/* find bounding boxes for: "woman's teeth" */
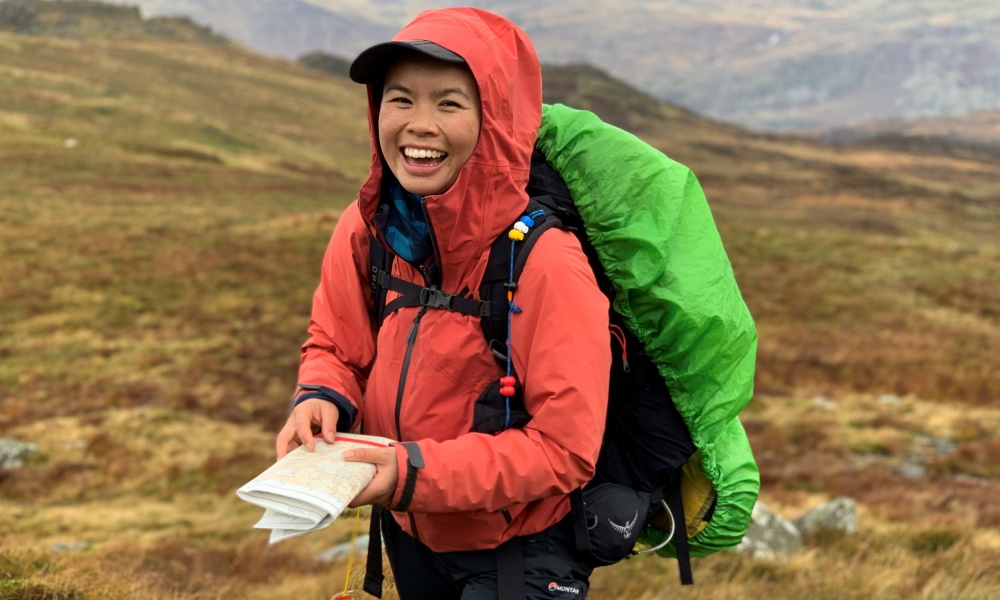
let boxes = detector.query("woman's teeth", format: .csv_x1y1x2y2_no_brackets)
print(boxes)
404,148,446,159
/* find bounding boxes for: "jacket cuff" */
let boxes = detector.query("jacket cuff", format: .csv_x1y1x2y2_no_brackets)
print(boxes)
390,442,424,512
292,384,357,432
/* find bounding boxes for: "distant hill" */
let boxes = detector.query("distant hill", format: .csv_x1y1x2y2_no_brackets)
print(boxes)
97,0,396,62
296,50,351,79
0,0,226,43
105,0,1000,134
819,108,1000,153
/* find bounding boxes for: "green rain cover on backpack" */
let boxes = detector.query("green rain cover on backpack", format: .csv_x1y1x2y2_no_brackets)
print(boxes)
536,103,760,557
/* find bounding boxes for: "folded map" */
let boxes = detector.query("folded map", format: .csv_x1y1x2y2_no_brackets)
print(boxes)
237,433,394,543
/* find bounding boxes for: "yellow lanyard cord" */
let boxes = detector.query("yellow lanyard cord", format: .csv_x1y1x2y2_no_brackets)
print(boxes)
340,509,362,598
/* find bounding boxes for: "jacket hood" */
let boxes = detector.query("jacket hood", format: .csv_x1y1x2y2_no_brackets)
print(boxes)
356,8,542,290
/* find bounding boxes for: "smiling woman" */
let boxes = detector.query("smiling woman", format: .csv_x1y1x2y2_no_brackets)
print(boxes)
273,7,612,600
377,53,481,197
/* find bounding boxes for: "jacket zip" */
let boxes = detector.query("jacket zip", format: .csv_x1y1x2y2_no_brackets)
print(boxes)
391,233,436,441
394,304,428,441
393,266,434,543
392,204,439,543
420,200,442,285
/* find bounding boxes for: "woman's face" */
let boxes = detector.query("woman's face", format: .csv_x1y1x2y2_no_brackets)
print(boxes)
378,54,481,196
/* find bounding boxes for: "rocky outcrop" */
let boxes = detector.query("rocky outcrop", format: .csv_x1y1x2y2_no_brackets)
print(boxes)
793,496,859,538
736,502,803,558
0,437,38,470
737,497,859,559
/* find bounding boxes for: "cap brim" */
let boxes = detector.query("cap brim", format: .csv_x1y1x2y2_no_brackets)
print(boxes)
349,40,465,85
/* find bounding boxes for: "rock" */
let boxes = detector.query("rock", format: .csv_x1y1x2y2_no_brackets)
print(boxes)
736,502,802,559
898,459,926,480
813,395,835,410
316,534,371,563
0,438,38,470
878,394,902,405
914,434,956,456
793,497,858,538
50,541,91,553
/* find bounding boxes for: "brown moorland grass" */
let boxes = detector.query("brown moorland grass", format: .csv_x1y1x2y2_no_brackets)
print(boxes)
1,22,999,600
4,395,1000,599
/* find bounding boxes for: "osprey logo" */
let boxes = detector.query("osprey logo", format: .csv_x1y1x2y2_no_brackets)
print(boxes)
548,582,581,595
609,510,639,539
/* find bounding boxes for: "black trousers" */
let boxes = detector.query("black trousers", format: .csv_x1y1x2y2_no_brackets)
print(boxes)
381,510,594,600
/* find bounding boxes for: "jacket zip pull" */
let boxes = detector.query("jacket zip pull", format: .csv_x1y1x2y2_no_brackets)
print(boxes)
419,201,441,285
406,306,427,343
609,324,630,373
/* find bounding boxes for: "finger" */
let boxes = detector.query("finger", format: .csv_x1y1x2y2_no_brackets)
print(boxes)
294,413,317,452
342,448,367,463
275,431,286,459
349,473,391,508
275,423,299,459
343,447,391,464
347,448,398,508
320,403,338,444
348,489,380,508
348,482,370,508
281,437,302,459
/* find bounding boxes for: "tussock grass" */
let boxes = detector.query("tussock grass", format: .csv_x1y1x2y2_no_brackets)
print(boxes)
1,24,998,600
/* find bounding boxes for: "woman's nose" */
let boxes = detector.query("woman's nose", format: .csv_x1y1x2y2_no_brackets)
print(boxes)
406,105,439,135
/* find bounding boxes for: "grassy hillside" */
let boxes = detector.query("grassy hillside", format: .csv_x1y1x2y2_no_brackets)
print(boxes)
1,18,999,600
0,26,372,599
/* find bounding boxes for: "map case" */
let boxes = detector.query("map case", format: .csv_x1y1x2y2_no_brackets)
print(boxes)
237,433,393,543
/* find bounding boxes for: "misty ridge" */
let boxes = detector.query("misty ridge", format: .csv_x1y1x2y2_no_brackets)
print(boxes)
92,0,1000,135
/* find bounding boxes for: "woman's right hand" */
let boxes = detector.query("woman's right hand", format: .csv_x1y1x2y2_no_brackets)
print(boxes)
275,398,340,459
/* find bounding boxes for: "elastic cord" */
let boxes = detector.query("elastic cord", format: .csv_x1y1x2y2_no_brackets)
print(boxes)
502,209,545,429
609,323,631,372
504,240,517,427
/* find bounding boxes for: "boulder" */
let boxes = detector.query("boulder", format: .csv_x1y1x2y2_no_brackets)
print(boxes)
0,438,38,470
736,502,802,558
793,496,859,538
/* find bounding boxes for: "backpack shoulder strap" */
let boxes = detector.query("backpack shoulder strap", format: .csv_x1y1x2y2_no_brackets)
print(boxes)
469,201,564,435
478,199,564,366
369,232,394,327
369,202,393,327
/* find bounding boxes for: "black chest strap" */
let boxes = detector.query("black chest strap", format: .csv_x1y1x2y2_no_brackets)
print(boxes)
375,269,493,318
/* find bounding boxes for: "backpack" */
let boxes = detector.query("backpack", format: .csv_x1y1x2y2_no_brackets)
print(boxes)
365,103,759,591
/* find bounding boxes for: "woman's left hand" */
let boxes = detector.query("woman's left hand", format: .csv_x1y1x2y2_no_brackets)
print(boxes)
344,446,399,508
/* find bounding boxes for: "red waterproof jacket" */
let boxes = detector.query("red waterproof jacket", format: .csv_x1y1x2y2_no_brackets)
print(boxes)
297,8,610,552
